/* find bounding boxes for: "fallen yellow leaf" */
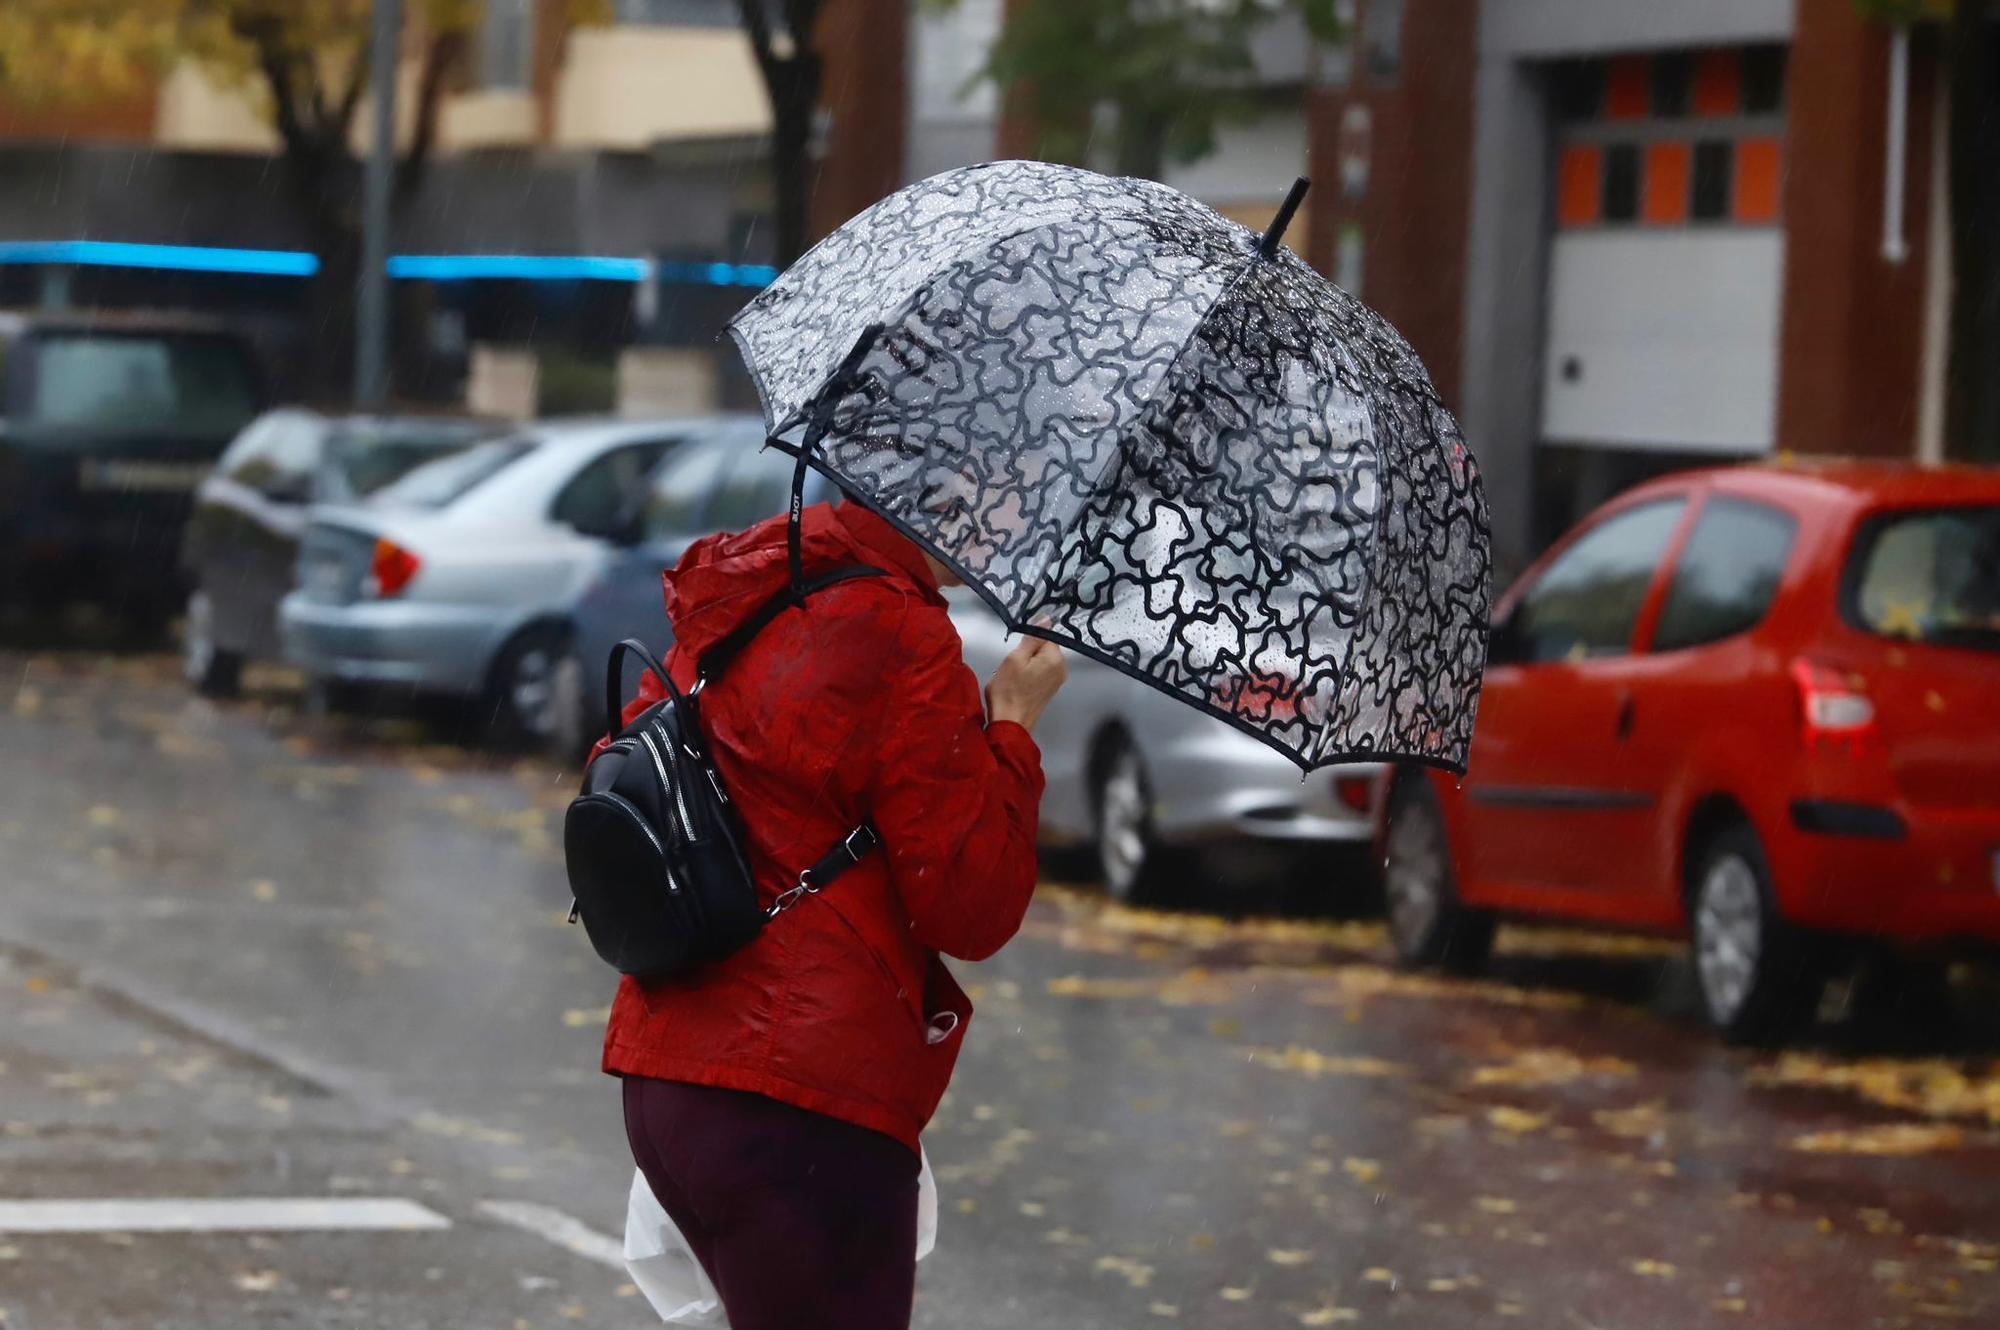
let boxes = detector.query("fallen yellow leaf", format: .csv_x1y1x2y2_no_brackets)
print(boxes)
1487,1106,1550,1134
1095,1255,1154,1288
1790,1124,1967,1156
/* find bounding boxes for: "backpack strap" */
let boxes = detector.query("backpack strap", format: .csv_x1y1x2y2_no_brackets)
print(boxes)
695,562,888,687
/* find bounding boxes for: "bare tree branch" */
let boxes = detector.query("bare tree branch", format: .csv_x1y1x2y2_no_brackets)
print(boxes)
395,27,466,200
333,34,371,142
735,0,780,80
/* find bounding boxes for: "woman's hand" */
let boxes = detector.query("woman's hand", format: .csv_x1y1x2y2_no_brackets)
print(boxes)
985,637,1067,734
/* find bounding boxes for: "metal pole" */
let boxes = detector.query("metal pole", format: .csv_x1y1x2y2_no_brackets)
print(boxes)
1882,24,1911,265
355,0,403,407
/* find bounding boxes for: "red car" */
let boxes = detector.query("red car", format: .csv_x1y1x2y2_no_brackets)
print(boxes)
1380,460,2000,1039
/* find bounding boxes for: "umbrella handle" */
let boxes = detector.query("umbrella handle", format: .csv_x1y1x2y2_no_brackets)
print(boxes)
788,323,885,597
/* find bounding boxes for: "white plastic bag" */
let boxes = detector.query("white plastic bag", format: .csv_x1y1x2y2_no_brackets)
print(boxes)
625,1146,938,1326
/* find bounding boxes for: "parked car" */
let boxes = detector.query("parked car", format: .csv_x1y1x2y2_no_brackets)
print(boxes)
562,421,834,754
0,310,265,632
278,417,702,743
950,593,1384,905
181,408,496,695
1379,460,2000,1039
567,432,1384,902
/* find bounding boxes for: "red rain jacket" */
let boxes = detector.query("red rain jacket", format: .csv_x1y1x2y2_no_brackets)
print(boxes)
598,500,1045,1151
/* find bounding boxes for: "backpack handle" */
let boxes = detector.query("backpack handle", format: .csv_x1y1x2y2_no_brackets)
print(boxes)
605,637,682,742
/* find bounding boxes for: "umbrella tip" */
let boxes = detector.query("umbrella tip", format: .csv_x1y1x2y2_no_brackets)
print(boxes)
1258,177,1311,259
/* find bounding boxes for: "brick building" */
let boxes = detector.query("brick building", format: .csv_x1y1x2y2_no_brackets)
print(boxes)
1307,0,1967,569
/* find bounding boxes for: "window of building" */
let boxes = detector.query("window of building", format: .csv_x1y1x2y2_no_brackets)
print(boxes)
1649,52,1694,118
1742,44,1788,114
1551,43,1787,230
1501,499,1687,663
1691,140,1733,220
1314,0,1358,89
479,0,535,91
1652,498,1797,651
1362,0,1403,83
1602,144,1640,223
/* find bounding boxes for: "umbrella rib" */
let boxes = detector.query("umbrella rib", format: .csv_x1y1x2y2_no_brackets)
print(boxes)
1015,246,1267,627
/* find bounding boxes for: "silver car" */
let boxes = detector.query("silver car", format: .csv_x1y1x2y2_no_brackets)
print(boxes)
949,594,1384,903
278,417,717,743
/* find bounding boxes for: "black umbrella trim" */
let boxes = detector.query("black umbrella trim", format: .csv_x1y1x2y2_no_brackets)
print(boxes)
731,162,1490,772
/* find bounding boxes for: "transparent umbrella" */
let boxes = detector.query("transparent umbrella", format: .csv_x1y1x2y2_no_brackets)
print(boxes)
731,160,1491,773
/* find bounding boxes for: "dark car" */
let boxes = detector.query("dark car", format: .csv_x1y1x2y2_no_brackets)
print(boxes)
180,408,497,696
0,311,266,633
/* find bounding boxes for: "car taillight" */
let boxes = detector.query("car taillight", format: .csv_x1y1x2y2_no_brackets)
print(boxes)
1334,775,1374,813
1792,658,1877,750
369,539,422,599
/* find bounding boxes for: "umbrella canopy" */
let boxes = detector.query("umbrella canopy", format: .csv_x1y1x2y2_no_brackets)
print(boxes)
729,160,1490,773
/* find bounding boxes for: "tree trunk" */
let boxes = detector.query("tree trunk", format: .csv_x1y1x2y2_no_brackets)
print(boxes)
306,221,365,405
767,55,824,268
1944,2,2000,462
280,144,367,403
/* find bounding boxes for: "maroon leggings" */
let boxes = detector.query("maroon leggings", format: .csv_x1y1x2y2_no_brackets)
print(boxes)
621,1076,920,1330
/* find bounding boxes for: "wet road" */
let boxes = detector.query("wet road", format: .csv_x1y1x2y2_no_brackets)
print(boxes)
3,648,1998,1329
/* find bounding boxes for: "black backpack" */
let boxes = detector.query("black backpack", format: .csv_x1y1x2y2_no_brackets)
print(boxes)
563,562,887,978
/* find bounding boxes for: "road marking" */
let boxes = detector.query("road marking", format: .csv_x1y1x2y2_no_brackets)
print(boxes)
0,1198,450,1234
476,1199,624,1268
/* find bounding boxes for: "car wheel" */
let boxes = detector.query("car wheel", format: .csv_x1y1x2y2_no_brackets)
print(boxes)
1383,781,1494,973
1689,821,1820,1043
1093,736,1170,904
183,591,243,699
487,625,570,750
546,649,592,761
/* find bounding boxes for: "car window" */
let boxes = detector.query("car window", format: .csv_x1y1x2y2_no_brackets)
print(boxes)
553,441,674,534
324,422,491,502
1846,505,2000,653
1651,498,1797,652
1504,498,1686,663
706,446,797,532
372,437,537,509
25,332,259,437
644,441,732,538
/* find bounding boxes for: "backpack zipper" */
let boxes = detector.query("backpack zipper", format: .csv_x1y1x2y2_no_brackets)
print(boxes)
640,726,692,841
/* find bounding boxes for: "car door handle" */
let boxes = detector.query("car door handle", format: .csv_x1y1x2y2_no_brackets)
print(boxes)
1615,693,1636,742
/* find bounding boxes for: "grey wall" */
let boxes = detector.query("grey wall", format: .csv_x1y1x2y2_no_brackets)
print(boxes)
1481,0,1793,60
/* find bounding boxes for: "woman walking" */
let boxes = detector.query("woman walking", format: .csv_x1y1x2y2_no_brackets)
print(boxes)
605,496,1066,1330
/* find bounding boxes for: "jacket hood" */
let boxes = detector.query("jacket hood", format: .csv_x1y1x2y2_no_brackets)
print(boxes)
660,501,943,658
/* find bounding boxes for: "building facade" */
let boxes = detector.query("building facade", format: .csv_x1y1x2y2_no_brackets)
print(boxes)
1308,0,1955,569
0,0,895,410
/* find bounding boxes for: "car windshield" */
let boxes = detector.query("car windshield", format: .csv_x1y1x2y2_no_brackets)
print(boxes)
23,331,259,437
369,436,536,510
323,422,495,502
1848,505,2000,653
